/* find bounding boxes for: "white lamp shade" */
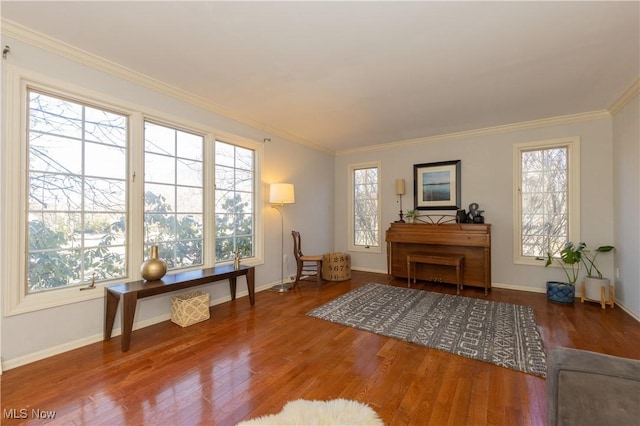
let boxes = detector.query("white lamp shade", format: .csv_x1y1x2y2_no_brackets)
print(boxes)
395,179,406,195
269,183,295,204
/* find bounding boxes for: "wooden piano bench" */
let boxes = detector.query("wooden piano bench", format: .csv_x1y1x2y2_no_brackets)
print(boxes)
406,252,465,295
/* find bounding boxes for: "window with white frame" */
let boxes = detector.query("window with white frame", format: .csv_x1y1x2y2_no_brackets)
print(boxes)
27,89,128,293
144,121,204,270
348,162,381,252
214,140,255,262
513,137,580,264
3,71,262,315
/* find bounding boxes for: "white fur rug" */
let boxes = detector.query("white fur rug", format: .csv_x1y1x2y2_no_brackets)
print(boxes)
237,399,384,425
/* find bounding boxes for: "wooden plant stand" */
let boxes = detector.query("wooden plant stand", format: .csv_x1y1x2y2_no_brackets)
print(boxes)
580,280,614,309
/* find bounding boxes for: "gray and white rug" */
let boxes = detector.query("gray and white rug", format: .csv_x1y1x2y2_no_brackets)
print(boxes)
307,283,546,377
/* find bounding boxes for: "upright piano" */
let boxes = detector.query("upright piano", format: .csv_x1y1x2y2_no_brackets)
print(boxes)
385,222,491,291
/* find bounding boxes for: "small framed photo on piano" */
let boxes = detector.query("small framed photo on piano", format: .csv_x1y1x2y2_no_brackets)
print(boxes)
413,160,461,210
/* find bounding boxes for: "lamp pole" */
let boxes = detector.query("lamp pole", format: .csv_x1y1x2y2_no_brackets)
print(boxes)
270,204,291,292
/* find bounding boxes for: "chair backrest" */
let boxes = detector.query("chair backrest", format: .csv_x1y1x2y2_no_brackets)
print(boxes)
291,230,303,261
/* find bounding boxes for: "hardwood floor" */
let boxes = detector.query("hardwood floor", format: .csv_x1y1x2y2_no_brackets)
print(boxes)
2,271,639,425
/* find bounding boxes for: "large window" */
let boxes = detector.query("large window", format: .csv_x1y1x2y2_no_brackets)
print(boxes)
4,71,262,315
144,121,204,270
27,90,128,293
214,140,255,262
514,137,580,264
348,162,381,252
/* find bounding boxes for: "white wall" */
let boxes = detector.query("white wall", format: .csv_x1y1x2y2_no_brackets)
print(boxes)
0,35,334,368
335,117,616,294
612,93,640,318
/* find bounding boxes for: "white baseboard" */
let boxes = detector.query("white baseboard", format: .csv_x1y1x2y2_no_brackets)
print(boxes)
350,266,387,274
491,281,546,294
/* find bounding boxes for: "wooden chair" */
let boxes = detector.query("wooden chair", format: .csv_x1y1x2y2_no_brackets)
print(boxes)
291,230,323,284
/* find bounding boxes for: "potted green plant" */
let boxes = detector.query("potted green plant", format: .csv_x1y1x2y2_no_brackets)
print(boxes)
405,210,419,223
581,244,614,306
545,241,586,303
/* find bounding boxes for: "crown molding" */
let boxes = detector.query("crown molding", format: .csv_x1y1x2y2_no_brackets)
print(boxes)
608,78,640,115
1,19,332,155
337,110,610,156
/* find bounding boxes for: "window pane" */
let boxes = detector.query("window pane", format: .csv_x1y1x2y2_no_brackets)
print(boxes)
29,134,82,174
144,122,175,156
85,142,127,179
214,141,255,262
27,90,128,293
145,152,176,184
520,146,569,258
177,158,202,187
29,172,83,212
177,186,203,212
83,178,126,212
353,167,379,247
177,131,203,161
29,92,82,138
144,122,204,271
85,107,127,147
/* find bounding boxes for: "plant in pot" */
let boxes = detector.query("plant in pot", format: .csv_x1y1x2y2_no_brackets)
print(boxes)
545,241,586,303
405,210,419,223
581,244,614,307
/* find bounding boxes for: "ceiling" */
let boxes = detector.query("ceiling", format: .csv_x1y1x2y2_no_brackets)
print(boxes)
2,1,639,153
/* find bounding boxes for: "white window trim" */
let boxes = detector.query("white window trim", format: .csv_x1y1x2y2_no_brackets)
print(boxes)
2,65,264,316
512,136,581,266
348,161,382,253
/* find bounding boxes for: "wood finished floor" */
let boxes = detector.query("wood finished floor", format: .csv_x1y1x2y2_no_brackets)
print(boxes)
2,271,639,426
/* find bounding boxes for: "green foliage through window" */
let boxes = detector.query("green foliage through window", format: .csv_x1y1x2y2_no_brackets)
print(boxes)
27,90,128,292
214,141,254,261
144,122,204,270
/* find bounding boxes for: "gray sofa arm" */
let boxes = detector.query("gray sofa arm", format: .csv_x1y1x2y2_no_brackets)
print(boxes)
547,347,640,426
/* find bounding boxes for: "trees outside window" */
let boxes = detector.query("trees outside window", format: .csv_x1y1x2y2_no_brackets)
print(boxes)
514,137,580,264
349,163,381,252
27,90,128,292
23,89,259,299
214,140,255,262
144,122,204,270
5,71,264,315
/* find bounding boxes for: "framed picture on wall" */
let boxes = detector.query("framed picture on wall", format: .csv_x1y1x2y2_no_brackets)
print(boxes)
413,160,461,210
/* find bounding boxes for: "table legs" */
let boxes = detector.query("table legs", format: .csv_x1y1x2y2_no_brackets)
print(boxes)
120,293,138,352
228,269,254,305
103,289,138,352
246,266,255,305
104,289,119,340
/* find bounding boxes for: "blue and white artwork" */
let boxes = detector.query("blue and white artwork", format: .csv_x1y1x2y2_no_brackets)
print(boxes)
421,170,451,202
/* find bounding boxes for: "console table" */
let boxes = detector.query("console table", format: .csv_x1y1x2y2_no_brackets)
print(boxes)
386,223,491,293
104,264,255,352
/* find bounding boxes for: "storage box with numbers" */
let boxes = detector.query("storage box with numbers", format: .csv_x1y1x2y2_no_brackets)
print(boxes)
322,252,351,281
171,291,210,327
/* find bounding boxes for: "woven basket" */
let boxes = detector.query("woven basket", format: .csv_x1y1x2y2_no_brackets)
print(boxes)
171,291,210,327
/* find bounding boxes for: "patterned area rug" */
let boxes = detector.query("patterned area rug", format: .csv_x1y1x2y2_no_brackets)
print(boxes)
307,283,546,377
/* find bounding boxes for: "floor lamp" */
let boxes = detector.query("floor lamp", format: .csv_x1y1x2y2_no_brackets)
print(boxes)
269,183,295,292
